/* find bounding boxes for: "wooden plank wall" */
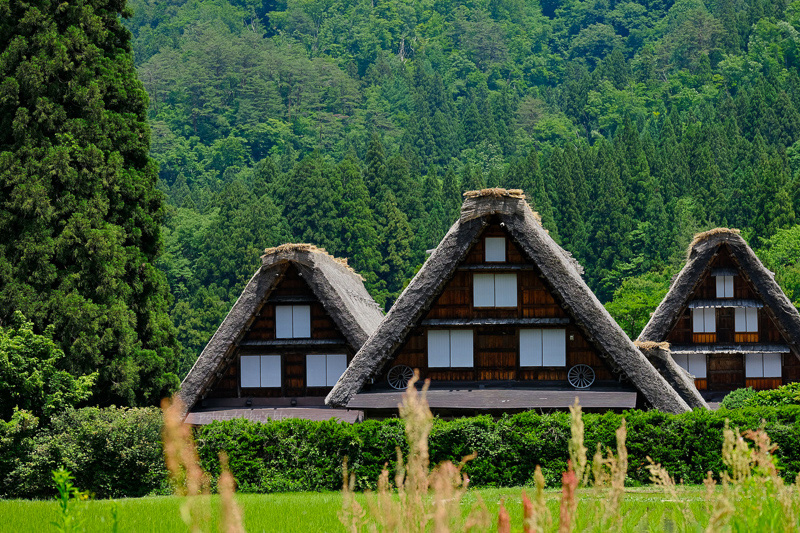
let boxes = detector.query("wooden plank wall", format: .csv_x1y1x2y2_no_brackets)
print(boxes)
205,265,352,399
384,224,616,386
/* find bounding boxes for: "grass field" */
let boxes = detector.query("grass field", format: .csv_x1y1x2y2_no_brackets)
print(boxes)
0,486,713,532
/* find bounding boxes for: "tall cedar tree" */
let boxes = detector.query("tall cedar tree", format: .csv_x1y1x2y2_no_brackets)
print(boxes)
0,0,180,405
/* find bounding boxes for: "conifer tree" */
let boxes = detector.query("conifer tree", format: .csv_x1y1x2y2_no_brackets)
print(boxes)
0,0,179,405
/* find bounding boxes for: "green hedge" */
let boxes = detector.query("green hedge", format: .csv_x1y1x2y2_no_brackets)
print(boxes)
2,406,799,498
721,383,800,409
196,407,800,491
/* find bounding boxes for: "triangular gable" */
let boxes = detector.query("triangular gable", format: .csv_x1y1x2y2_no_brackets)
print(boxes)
179,245,384,413
637,229,800,359
327,189,691,414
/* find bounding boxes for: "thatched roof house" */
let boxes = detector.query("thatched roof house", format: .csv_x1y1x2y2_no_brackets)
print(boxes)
326,189,692,415
179,244,384,423
638,229,800,394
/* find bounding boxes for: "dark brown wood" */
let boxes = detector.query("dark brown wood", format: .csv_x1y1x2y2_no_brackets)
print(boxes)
707,354,744,391
664,245,795,391
382,224,621,390
202,264,355,400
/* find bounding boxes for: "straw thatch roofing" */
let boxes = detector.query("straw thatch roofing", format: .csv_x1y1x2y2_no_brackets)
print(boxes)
178,245,384,413
637,229,800,360
634,341,708,409
326,189,691,414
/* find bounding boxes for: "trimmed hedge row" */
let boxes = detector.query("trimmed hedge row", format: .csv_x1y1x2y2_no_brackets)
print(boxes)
197,407,800,492
2,405,799,498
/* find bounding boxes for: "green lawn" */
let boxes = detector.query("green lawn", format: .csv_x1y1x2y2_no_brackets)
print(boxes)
0,486,712,532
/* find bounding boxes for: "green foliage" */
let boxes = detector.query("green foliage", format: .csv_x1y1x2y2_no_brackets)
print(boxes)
3,406,800,498
0,0,179,405
0,312,95,421
51,467,90,533
605,269,673,338
722,383,800,409
1,407,167,499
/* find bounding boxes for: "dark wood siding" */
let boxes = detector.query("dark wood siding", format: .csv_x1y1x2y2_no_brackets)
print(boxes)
664,244,795,391
203,264,354,402
380,224,621,388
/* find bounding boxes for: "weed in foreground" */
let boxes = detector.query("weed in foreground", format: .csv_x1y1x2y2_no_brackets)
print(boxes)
342,384,800,532
161,397,245,533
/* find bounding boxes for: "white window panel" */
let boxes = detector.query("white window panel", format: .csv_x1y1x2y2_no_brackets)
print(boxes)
735,307,746,332
763,353,782,378
687,354,707,378
276,306,294,338
494,274,518,307
241,356,261,388
473,274,495,307
735,308,759,333
449,330,474,367
542,329,566,366
705,308,716,333
428,330,451,367
716,275,734,298
745,354,764,378
746,308,758,333
293,305,311,338
520,329,543,366
326,354,347,385
692,309,704,333
485,237,506,262
306,354,327,386
672,353,689,372
260,355,282,388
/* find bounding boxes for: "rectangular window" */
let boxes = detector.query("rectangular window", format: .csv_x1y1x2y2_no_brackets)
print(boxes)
306,354,347,387
692,308,716,333
520,329,566,367
473,273,517,307
485,237,506,262
745,353,782,378
427,330,474,367
672,353,707,378
240,355,281,388
715,275,734,298
275,305,311,338
734,308,758,333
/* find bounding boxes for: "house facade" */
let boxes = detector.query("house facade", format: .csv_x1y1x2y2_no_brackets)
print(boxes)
327,189,693,417
178,244,383,424
638,229,800,395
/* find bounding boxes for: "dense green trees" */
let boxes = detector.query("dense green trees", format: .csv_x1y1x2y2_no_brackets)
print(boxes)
0,0,179,404
114,0,800,371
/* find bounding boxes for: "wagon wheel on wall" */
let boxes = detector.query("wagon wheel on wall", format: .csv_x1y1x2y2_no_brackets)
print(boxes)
567,364,595,389
387,365,415,390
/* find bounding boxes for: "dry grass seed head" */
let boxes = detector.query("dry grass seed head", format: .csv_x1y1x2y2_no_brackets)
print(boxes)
161,397,211,533
218,452,245,533
568,398,588,485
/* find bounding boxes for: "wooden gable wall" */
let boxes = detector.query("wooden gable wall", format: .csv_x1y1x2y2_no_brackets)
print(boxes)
203,265,354,402
664,245,798,391
378,224,621,386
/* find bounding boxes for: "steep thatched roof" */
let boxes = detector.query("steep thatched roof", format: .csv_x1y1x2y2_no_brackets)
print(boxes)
638,229,800,359
326,189,691,414
178,245,384,412
634,341,708,409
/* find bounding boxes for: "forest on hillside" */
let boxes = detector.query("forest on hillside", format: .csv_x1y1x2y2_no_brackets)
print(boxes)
124,0,800,374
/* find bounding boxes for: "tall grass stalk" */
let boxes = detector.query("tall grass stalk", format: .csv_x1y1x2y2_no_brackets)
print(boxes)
340,372,490,532
161,397,245,533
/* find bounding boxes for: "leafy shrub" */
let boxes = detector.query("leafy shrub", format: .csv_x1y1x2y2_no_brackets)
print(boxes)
720,387,758,409
3,405,800,498
2,407,167,498
0,312,95,420
722,383,800,409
